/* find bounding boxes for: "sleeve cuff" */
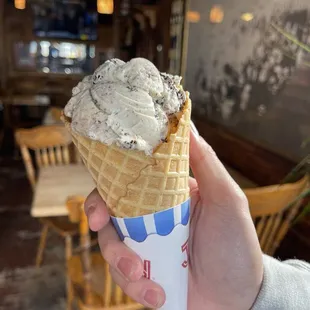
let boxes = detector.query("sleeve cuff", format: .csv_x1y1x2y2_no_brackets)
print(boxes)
252,255,310,310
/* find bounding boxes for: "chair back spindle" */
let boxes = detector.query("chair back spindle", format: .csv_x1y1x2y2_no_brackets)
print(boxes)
15,125,73,189
244,175,309,255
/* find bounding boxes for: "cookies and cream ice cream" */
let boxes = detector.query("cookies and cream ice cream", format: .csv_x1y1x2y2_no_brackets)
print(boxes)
64,58,186,155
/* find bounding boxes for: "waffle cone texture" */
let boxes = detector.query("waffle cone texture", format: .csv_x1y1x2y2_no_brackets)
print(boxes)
63,94,191,218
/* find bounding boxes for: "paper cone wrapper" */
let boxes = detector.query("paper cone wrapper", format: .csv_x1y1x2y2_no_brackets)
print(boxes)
111,198,190,310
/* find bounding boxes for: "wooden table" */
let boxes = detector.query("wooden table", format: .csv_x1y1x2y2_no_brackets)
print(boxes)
31,164,95,218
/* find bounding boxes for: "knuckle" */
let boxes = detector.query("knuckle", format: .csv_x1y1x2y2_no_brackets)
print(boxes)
197,142,217,165
122,281,131,296
100,239,119,260
109,266,130,292
124,282,142,302
84,189,97,207
227,179,248,206
201,140,216,158
190,138,217,164
233,188,248,207
84,188,104,209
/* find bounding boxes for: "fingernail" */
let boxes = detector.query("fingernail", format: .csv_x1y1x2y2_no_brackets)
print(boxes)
144,289,163,307
117,257,134,280
190,120,199,137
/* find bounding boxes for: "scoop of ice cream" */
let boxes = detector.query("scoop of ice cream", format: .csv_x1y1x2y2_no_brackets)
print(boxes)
64,57,186,155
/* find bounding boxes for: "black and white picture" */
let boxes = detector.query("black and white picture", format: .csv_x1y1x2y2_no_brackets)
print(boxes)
186,0,310,161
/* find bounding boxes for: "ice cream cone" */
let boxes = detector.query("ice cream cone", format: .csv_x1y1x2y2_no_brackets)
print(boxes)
63,93,191,218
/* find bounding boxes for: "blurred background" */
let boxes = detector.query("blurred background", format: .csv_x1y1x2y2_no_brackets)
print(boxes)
0,0,309,309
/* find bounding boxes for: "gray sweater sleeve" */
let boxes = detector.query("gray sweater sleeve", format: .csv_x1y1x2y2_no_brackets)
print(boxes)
252,255,310,310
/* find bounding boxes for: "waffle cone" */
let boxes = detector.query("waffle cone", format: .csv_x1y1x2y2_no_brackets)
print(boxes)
63,94,191,218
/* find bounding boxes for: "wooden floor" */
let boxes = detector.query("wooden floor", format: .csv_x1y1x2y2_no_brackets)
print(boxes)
0,157,309,309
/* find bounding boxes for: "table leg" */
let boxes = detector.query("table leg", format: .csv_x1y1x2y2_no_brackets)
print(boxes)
66,236,74,310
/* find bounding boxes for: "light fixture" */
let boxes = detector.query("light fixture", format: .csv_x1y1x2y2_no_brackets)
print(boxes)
241,13,254,22
42,67,50,74
187,11,201,23
14,0,26,10
97,0,114,14
210,5,224,24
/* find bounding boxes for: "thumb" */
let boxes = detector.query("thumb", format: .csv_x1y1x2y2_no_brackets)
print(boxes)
189,122,246,207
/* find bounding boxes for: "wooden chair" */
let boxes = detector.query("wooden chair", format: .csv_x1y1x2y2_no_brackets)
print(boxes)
66,196,145,310
244,175,309,256
15,125,79,267
50,107,62,122
43,106,63,125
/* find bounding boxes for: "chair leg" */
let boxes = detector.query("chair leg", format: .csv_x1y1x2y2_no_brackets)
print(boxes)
65,236,73,260
66,277,74,310
35,224,49,267
66,236,74,310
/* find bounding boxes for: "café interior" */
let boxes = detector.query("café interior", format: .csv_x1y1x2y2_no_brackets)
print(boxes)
0,0,309,309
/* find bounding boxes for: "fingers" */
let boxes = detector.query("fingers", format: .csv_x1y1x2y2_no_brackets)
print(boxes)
85,189,144,282
96,214,164,308
93,202,165,308
189,124,247,207
98,223,144,282
110,267,166,308
85,189,166,308
84,189,110,231
97,224,165,309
